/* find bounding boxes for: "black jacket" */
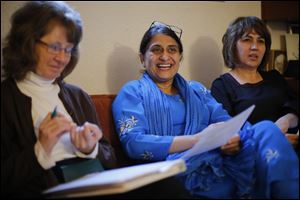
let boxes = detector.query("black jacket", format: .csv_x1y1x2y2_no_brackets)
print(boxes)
1,78,117,198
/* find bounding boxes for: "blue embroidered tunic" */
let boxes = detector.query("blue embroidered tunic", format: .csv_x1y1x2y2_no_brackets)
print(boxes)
112,73,299,199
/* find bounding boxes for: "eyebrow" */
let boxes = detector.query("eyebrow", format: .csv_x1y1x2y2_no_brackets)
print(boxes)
51,41,74,47
150,44,179,48
168,44,179,48
241,33,265,39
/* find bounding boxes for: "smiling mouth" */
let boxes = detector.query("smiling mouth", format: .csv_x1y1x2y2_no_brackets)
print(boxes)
50,64,64,69
157,64,172,69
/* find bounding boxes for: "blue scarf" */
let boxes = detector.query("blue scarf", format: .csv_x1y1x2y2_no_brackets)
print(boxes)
140,72,204,136
139,72,255,198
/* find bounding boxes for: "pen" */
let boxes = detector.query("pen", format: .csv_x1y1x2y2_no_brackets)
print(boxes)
51,106,58,119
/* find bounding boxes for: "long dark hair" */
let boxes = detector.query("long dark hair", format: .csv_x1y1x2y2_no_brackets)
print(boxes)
2,1,83,81
222,16,271,70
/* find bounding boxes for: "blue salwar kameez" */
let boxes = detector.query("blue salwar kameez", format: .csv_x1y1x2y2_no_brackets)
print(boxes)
112,73,299,199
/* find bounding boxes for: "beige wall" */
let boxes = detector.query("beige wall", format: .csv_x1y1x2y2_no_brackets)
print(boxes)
1,1,286,94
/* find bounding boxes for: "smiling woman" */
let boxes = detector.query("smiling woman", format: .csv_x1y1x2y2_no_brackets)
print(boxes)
1,1,116,198
113,20,299,199
35,25,74,80
140,34,181,95
138,22,183,95
1,2,194,199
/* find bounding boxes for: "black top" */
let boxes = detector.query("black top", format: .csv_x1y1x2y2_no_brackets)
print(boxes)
211,70,299,125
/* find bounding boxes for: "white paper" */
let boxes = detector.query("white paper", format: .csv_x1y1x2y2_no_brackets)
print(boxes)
181,105,255,159
44,159,186,196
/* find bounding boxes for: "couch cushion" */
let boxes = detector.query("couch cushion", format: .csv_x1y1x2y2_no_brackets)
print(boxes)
90,95,134,167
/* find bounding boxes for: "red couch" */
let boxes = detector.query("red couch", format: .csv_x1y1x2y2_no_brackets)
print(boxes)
90,95,134,167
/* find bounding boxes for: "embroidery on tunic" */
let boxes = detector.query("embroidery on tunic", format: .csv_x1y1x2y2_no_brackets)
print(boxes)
201,87,210,95
190,82,210,95
265,149,279,163
141,151,154,160
118,115,138,135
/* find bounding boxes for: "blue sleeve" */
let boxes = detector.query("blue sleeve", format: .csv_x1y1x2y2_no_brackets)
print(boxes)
112,81,174,161
189,81,231,123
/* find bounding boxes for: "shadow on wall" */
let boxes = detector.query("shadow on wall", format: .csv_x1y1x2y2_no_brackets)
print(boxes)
189,36,224,89
106,43,141,94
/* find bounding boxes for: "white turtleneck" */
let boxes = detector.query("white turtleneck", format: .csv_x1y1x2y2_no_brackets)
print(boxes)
16,72,97,169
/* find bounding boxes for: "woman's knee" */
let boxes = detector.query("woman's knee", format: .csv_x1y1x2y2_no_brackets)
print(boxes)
251,120,280,139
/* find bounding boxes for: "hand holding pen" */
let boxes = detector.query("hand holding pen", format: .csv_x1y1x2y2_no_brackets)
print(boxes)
51,106,58,119
38,106,74,155
42,106,102,155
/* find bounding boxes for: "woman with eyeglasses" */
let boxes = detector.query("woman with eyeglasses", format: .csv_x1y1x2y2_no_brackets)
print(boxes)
112,21,299,199
1,2,193,199
1,1,117,197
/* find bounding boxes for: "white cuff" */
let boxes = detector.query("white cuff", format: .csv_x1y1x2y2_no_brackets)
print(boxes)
74,142,99,159
34,141,56,170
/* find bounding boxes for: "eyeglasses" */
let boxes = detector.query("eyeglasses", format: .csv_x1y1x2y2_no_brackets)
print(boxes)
150,21,183,39
37,40,74,57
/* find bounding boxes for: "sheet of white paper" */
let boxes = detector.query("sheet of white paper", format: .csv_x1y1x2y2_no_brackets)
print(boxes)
181,105,255,159
44,159,186,194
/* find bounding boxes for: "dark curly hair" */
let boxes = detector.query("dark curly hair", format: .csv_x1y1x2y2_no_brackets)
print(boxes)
2,1,82,81
222,16,271,70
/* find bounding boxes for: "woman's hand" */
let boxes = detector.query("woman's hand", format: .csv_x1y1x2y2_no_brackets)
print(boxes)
285,134,299,148
221,135,241,155
275,113,298,134
275,114,299,147
275,116,290,134
70,122,103,154
38,112,73,156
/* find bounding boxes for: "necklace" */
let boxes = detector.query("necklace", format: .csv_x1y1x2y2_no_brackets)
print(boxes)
157,83,179,95
157,84,172,90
